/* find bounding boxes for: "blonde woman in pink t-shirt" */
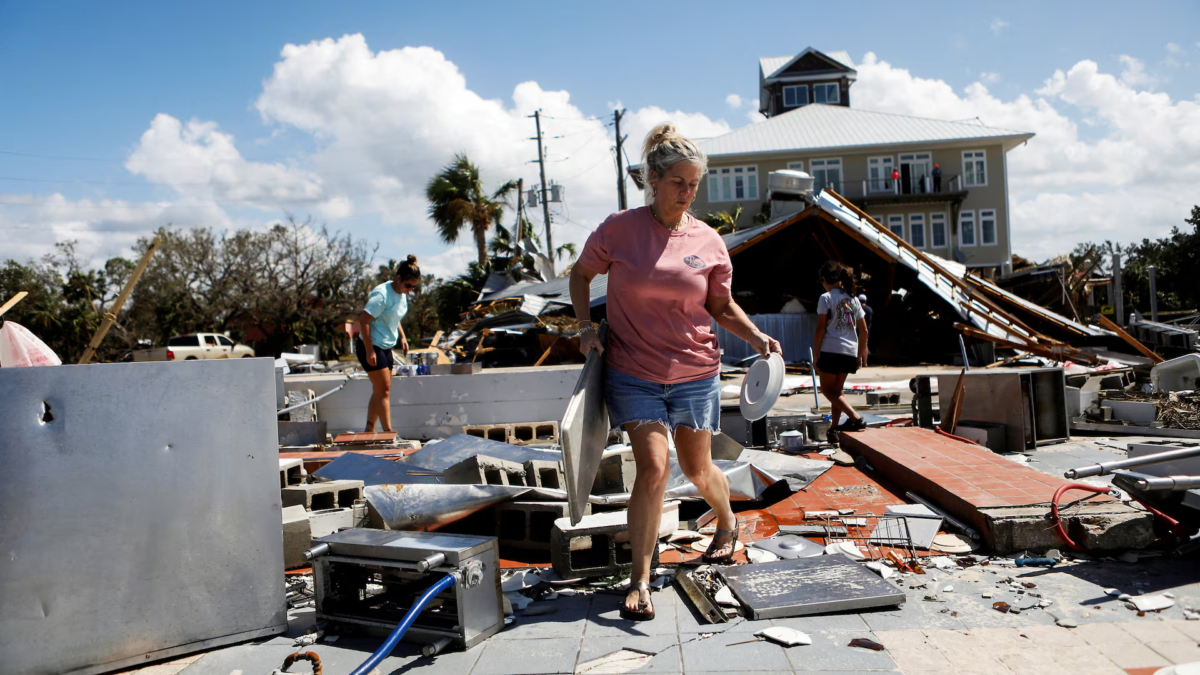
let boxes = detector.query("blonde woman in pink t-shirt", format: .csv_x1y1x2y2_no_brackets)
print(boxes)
570,123,782,622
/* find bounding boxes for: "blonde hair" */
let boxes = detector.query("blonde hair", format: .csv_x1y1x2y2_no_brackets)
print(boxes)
641,123,707,205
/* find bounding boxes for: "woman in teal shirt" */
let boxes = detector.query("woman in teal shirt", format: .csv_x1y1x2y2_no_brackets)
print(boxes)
355,255,420,433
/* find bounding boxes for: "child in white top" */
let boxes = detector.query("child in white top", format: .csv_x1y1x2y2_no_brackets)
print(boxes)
813,260,869,432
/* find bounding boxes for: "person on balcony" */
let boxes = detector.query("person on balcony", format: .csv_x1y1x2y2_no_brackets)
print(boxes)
932,163,943,193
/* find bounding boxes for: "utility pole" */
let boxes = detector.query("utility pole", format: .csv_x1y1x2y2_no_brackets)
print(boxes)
529,110,555,276
1149,265,1159,322
1113,253,1124,326
515,177,524,243
614,108,628,210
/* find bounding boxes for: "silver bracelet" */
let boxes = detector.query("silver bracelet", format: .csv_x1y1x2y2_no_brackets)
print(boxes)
579,323,596,334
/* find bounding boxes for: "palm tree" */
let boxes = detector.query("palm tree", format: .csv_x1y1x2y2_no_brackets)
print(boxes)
426,154,519,266
703,204,744,234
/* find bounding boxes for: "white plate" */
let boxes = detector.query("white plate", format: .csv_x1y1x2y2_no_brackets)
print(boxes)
740,353,786,421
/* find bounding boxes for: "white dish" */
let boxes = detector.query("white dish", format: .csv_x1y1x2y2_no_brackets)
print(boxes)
740,353,785,421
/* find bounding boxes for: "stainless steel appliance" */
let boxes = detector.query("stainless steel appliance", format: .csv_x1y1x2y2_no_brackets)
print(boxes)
309,529,503,652
937,367,1068,452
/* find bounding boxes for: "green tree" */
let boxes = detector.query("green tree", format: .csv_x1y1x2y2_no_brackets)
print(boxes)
703,204,744,234
426,153,519,266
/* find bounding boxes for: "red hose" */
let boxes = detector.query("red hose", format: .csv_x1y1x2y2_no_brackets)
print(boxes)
885,418,914,428
1051,483,1188,551
934,426,982,446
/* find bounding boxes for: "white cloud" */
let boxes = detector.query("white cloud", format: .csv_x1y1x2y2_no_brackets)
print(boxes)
1116,55,1158,88
854,52,1200,259
725,93,743,108
990,18,1009,35
1167,42,1184,55
979,72,1001,84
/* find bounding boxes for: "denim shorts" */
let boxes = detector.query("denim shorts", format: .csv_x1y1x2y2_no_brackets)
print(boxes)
605,366,722,434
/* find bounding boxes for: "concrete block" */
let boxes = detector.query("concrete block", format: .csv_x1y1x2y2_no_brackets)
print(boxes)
443,454,528,486
955,421,1007,453
511,421,560,445
282,505,311,569
281,479,364,511
524,459,565,490
308,507,354,538
866,391,902,406
497,500,591,551
550,503,675,578
463,424,512,443
286,389,317,423
279,457,306,489
983,502,1155,554
351,500,369,528
278,420,327,446
592,452,636,494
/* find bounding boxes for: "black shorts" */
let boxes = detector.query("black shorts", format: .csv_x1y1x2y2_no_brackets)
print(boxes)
818,351,859,375
355,338,395,373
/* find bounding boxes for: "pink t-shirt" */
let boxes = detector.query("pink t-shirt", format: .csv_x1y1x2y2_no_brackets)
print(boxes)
577,207,733,385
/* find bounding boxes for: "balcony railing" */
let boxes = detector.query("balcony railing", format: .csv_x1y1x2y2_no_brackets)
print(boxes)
811,174,963,200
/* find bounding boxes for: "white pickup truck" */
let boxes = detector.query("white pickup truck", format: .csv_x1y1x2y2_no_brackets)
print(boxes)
132,333,256,361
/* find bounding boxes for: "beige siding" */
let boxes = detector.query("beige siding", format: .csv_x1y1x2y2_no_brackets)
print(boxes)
694,142,1013,268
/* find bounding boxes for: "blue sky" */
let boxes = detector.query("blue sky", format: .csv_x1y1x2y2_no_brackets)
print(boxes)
2,0,1198,275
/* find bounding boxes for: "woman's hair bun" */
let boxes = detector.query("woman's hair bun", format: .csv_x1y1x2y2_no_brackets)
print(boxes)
405,254,418,264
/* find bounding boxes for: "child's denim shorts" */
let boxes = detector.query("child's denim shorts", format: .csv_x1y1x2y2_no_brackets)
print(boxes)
605,365,722,434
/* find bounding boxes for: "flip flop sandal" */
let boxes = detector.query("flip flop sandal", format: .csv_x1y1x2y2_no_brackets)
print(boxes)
619,581,655,621
701,521,740,565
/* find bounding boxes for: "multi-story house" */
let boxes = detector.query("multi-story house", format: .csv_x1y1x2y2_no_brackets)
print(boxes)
693,48,1034,273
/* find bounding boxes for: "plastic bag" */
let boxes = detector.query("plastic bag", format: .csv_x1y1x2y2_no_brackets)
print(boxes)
0,321,62,367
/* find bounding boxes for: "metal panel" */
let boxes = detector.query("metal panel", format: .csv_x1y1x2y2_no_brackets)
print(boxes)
401,434,562,472
717,556,905,620
0,359,287,675
313,452,443,485
714,314,818,364
938,368,1067,453
560,328,610,525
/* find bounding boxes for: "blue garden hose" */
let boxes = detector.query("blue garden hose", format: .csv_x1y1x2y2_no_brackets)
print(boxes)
348,573,456,675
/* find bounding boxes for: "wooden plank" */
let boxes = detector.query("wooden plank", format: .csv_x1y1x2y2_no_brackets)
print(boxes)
533,334,561,367
966,273,1091,338
955,323,1104,365
1096,314,1164,364
942,368,967,434
0,291,28,319
78,236,161,364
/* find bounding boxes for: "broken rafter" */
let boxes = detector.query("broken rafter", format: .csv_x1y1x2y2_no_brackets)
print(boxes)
1096,314,1165,364
954,323,1104,365
965,273,1093,339
0,291,29,319
822,190,1054,347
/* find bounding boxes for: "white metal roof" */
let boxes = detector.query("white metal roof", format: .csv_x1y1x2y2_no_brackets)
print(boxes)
699,104,1035,157
760,50,857,80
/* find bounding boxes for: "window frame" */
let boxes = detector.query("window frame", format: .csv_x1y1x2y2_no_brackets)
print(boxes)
867,156,895,194
959,210,977,247
963,150,987,187
707,165,759,203
217,335,235,347
813,83,839,104
979,208,998,246
782,85,808,109
909,213,926,249
887,215,905,241
930,212,947,248
810,157,843,193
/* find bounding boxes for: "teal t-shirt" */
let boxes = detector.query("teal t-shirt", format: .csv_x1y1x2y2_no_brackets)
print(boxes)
363,281,409,350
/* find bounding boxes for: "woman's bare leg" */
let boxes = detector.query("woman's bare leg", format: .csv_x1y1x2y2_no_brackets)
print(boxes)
623,423,671,613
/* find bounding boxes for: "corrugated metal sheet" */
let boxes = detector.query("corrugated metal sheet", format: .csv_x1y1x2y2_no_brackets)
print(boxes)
715,313,819,363
478,271,608,307
699,104,1034,157
973,276,1112,337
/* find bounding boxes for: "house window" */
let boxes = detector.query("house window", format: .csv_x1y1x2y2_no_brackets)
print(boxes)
782,85,808,108
870,214,884,227
708,166,758,203
887,215,905,241
786,162,804,171
813,83,839,104
810,158,842,193
963,150,987,187
960,210,976,247
909,214,926,248
868,156,894,193
980,209,997,245
930,213,947,248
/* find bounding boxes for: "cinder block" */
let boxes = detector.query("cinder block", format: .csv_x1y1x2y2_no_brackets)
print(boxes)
281,479,364,511
497,500,591,551
463,424,512,443
550,509,662,579
351,500,369,528
308,507,354,538
286,389,317,423
279,457,306,489
592,452,636,494
282,505,311,569
524,459,565,490
511,421,560,445
866,391,902,406
444,454,528,486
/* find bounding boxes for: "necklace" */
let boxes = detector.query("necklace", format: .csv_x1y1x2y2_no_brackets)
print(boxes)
650,205,687,231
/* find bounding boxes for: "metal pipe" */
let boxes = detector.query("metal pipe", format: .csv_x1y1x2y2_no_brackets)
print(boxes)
1149,265,1159,323
415,552,446,573
1132,474,1200,491
958,335,970,371
809,347,820,411
1064,445,1200,479
303,543,330,561
905,491,981,540
421,636,453,657
277,375,357,415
